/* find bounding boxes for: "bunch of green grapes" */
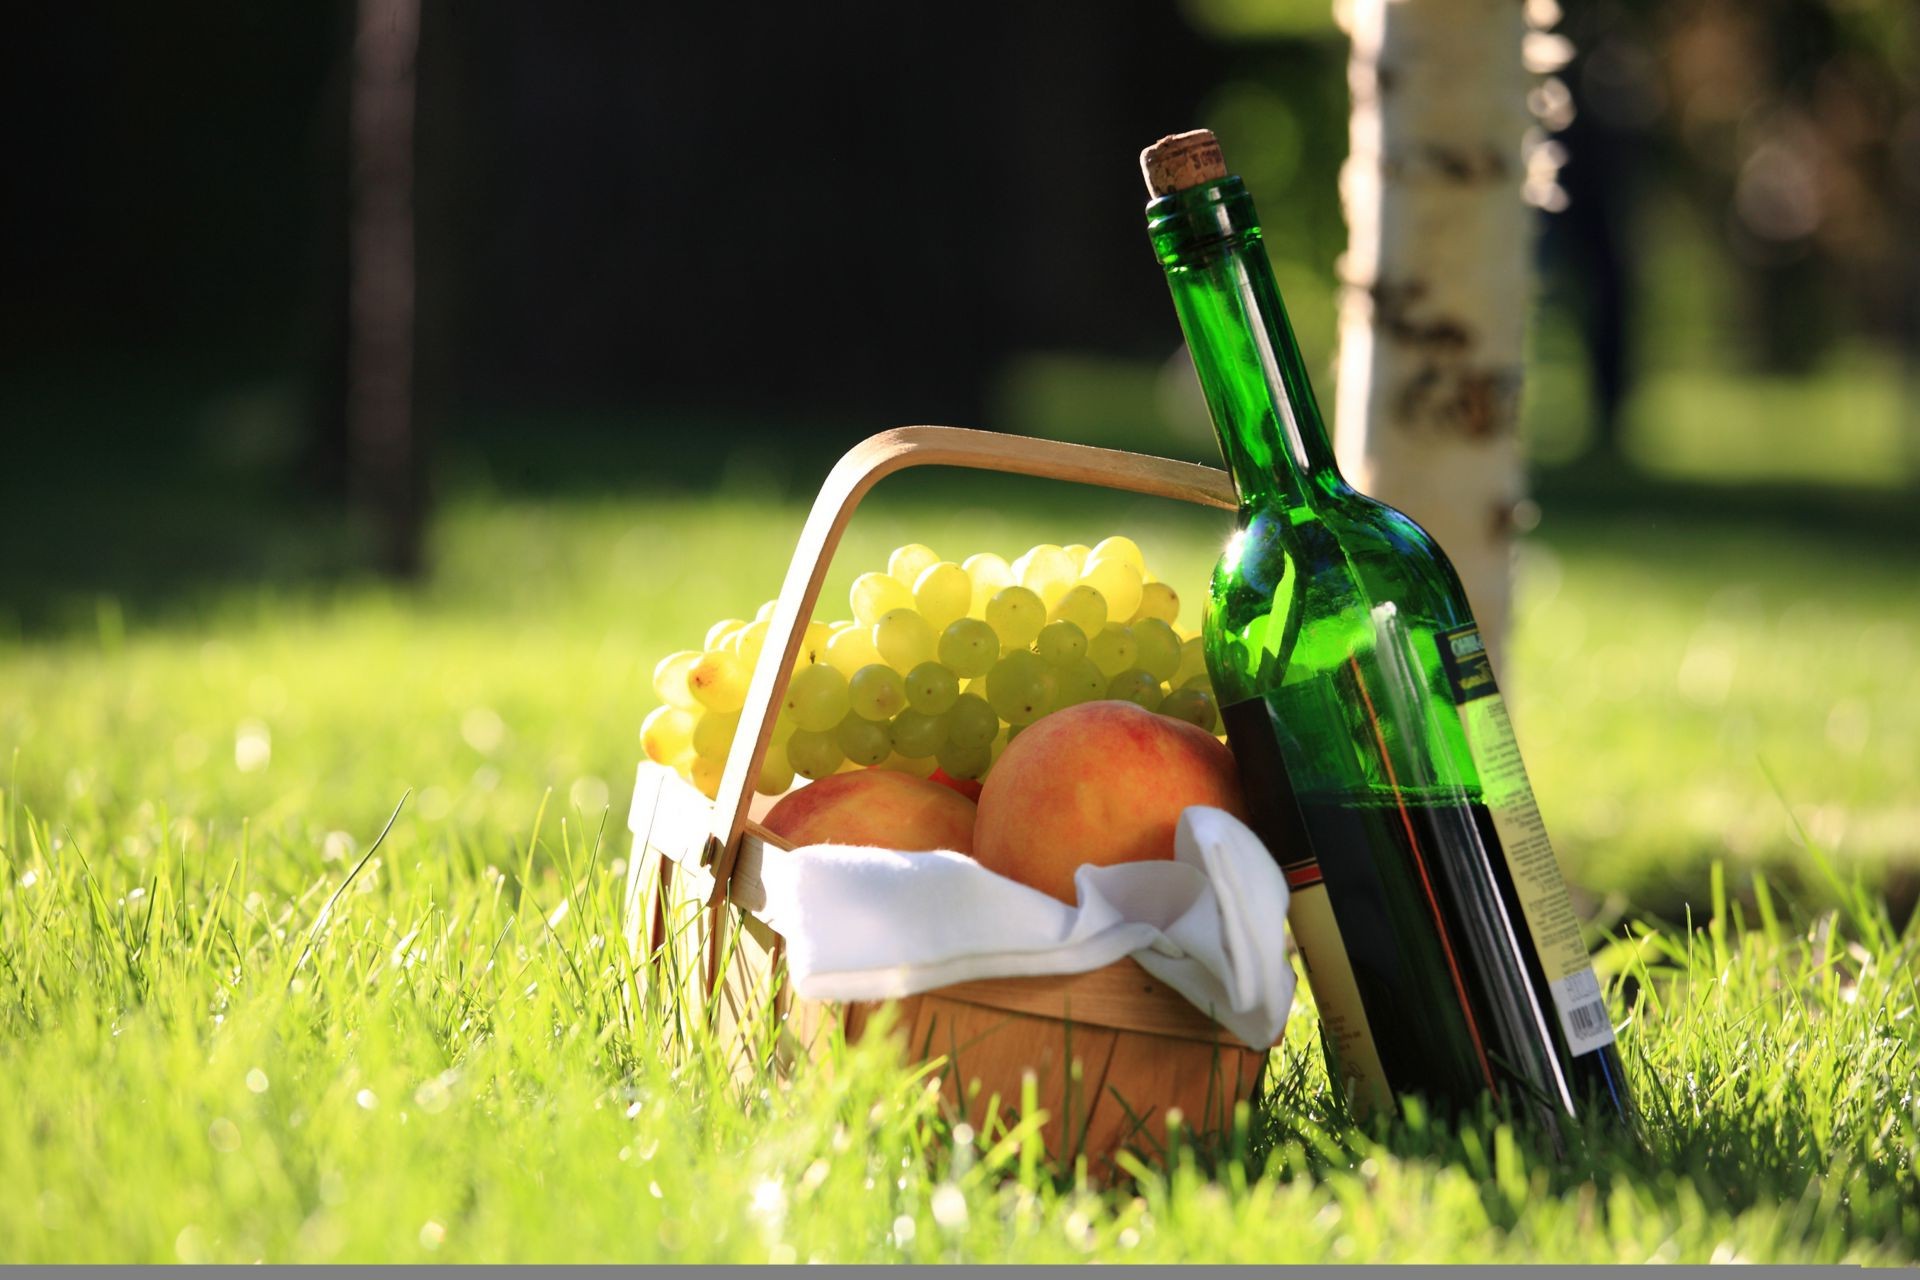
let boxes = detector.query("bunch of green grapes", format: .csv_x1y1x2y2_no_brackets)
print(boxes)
640,536,1220,800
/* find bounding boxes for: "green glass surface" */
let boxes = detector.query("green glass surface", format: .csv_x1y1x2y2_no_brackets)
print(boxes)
1146,170,1632,1127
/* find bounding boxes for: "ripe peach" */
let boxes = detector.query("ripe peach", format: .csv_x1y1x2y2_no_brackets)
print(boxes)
763,768,976,854
973,699,1245,903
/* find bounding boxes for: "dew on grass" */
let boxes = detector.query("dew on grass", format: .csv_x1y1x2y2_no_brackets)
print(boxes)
749,1177,786,1227
209,1118,241,1152
414,1074,453,1114
355,1089,378,1110
569,774,609,814
417,786,452,820
931,1185,967,1232
799,1159,829,1194
234,721,272,773
246,1069,269,1094
1827,699,1871,755
462,707,506,754
891,1215,916,1247
419,1221,446,1250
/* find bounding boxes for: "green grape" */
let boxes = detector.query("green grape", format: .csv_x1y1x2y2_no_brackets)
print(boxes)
641,705,695,764
1131,618,1183,682
1049,583,1108,636
651,650,703,711
936,739,991,782
946,693,999,749
850,572,913,626
754,599,778,623
1157,687,1218,733
984,586,1047,651
756,741,796,795
873,607,936,672
733,618,770,668
888,708,949,757
937,618,999,677
704,618,747,650
1181,672,1216,695
904,661,960,715
1062,543,1092,571
1079,556,1143,623
690,755,724,799
786,729,845,781
1174,635,1208,687
836,714,891,767
790,619,834,671
961,553,1013,617
687,649,749,713
1013,543,1076,607
1086,624,1138,679
1088,534,1146,575
1107,668,1163,709
784,662,851,733
1053,658,1108,708
913,561,972,633
985,650,1057,726
888,542,941,587
879,751,937,778
1034,619,1088,667
692,710,739,760
848,664,908,721
1133,581,1180,625
825,623,883,677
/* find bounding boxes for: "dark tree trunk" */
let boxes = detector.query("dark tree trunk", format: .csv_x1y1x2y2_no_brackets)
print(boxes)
348,0,423,578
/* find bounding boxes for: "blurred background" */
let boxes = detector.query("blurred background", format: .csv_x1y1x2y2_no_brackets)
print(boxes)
2,0,1915,920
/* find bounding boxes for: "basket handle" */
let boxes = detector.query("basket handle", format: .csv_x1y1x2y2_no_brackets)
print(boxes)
704,426,1237,903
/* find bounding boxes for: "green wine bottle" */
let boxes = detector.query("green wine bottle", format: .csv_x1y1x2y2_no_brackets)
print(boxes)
1140,129,1631,1127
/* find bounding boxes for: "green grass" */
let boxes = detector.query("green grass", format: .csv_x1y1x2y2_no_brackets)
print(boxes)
2,484,1917,1262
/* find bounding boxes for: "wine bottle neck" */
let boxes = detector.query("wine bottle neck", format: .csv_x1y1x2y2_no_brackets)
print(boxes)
1147,177,1344,515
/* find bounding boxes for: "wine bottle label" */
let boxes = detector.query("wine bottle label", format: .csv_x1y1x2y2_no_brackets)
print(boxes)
1438,625,1615,1056
1287,880,1395,1119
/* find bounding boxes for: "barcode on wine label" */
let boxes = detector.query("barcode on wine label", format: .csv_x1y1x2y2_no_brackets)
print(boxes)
1550,968,1616,1055
1567,1000,1608,1037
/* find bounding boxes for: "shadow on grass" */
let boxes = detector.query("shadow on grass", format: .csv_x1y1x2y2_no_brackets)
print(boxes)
6,384,1915,639
1531,452,1920,561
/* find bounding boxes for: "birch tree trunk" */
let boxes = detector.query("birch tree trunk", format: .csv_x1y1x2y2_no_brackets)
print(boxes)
1333,0,1543,671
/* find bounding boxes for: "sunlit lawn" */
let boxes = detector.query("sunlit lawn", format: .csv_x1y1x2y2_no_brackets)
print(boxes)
2,460,1916,1260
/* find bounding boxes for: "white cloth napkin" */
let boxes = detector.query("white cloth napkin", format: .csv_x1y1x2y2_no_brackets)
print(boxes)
757,805,1295,1050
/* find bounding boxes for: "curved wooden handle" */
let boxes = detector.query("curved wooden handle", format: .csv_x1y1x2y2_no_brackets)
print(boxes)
705,426,1238,901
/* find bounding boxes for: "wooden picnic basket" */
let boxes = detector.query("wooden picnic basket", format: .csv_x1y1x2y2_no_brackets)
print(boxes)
621,426,1276,1177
